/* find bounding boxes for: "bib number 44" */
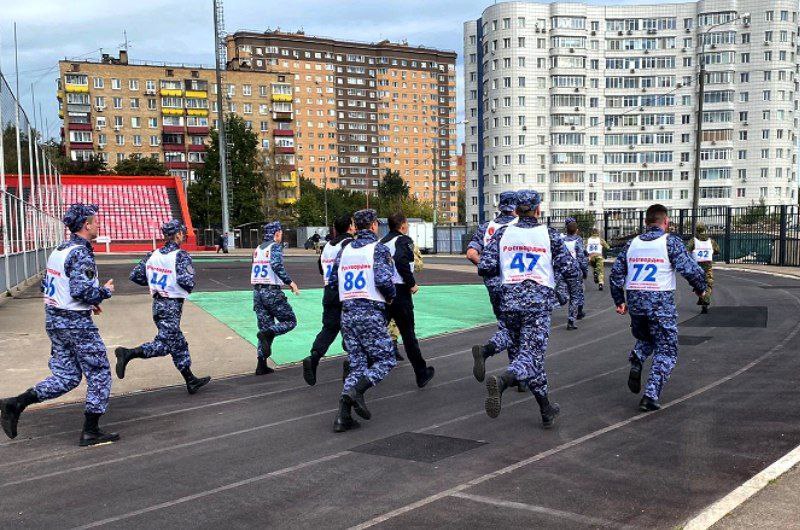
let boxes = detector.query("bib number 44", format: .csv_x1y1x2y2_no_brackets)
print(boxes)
509,252,541,272
149,272,168,289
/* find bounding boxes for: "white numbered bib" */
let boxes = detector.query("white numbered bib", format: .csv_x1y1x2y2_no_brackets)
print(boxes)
321,239,348,286
563,238,578,259
43,244,97,311
587,237,603,256
338,243,385,302
383,235,413,285
483,217,518,246
146,250,190,298
692,238,713,263
251,243,282,285
499,225,556,288
624,235,676,292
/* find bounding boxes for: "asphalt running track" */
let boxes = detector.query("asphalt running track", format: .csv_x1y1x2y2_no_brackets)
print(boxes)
2,263,800,529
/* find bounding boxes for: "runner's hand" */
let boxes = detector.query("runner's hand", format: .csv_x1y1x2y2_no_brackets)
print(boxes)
616,303,628,315
104,279,115,293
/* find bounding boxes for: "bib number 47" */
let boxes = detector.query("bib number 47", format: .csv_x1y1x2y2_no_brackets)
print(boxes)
509,252,540,273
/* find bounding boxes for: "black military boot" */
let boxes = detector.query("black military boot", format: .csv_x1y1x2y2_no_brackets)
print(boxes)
344,376,373,420
114,346,144,379
627,359,643,394
598,283,604,291
333,396,360,433
0,388,39,439
701,305,709,314
302,351,322,385
79,412,120,447
577,306,586,320
180,368,211,395
393,340,405,362
485,371,516,418
257,329,275,359
255,357,274,376
566,320,578,330
472,343,496,383
416,366,435,388
639,395,661,412
516,379,528,392
534,393,561,429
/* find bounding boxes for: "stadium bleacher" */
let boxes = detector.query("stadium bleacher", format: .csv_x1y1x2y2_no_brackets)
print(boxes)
60,175,198,252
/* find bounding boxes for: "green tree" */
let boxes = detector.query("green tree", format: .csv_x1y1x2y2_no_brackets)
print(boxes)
114,157,168,176
457,189,466,224
187,115,265,229
569,210,597,237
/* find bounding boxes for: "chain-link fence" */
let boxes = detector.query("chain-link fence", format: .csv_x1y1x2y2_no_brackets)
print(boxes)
1,70,64,294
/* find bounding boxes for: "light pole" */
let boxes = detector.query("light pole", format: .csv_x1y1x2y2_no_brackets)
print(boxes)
322,171,329,229
692,13,748,233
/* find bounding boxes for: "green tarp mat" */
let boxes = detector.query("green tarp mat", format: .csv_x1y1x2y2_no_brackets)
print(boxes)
190,284,494,365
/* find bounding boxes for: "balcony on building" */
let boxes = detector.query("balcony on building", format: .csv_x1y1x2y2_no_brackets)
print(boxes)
66,103,91,114
64,84,89,94
184,79,209,99
162,107,185,117
186,126,209,135
186,108,209,117
277,197,297,206
278,171,298,188
187,143,206,152
271,93,293,103
69,142,94,150
163,125,185,134
272,129,294,137
275,146,295,154
161,133,184,152
67,122,93,131
160,79,184,97
272,111,293,121
164,160,189,170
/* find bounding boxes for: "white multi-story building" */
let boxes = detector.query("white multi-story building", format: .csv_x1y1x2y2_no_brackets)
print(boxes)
464,0,799,223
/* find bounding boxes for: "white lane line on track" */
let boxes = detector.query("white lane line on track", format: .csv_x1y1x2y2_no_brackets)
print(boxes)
349,317,800,529
0,304,616,456
61,362,631,528
0,322,637,489
682,443,800,530
451,492,632,529
70,451,351,530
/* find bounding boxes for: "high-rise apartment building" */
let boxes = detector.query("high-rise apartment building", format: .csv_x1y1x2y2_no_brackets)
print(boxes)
57,50,299,207
227,31,460,221
465,0,799,223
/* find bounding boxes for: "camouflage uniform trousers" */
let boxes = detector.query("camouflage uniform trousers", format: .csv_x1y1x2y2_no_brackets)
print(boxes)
556,276,584,322
486,283,512,355
341,303,397,394
253,286,297,359
141,297,192,371
628,312,679,400
501,309,551,397
34,327,111,414
698,263,714,306
589,255,605,285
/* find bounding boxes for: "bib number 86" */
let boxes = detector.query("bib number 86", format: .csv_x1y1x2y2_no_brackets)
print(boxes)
343,271,366,291
509,252,540,272
631,263,658,282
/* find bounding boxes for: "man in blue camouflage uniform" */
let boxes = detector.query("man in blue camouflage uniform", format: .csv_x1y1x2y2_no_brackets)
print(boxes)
0,204,119,446
115,220,211,394
253,221,299,375
559,217,589,330
610,204,707,411
467,191,519,386
476,191,578,428
328,209,396,432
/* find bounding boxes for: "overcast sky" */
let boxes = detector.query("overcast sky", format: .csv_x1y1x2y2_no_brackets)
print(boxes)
1,0,677,142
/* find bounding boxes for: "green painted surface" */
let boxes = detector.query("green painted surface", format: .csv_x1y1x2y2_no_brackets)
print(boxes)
189,284,494,365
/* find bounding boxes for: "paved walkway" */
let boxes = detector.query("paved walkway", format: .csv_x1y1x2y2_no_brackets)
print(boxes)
714,462,800,529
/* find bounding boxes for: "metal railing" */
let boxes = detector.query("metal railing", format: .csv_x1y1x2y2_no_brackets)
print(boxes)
432,206,800,267
1,70,63,295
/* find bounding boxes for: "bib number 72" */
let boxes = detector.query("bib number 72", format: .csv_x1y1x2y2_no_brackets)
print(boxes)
509,252,540,272
631,263,658,282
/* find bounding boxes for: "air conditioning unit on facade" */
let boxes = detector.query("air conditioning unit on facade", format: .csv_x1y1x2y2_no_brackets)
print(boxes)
644,50,650,55
145,89,156,95
591,31,596,36
113,125,121,131
95,105,105,111
659,125,665,130
647,29,657,35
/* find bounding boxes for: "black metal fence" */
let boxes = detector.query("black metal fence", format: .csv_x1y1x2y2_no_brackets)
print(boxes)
432,205,800,267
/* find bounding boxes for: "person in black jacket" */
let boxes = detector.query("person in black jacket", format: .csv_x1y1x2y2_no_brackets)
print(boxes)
380,213,435,388
302,214,355,385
